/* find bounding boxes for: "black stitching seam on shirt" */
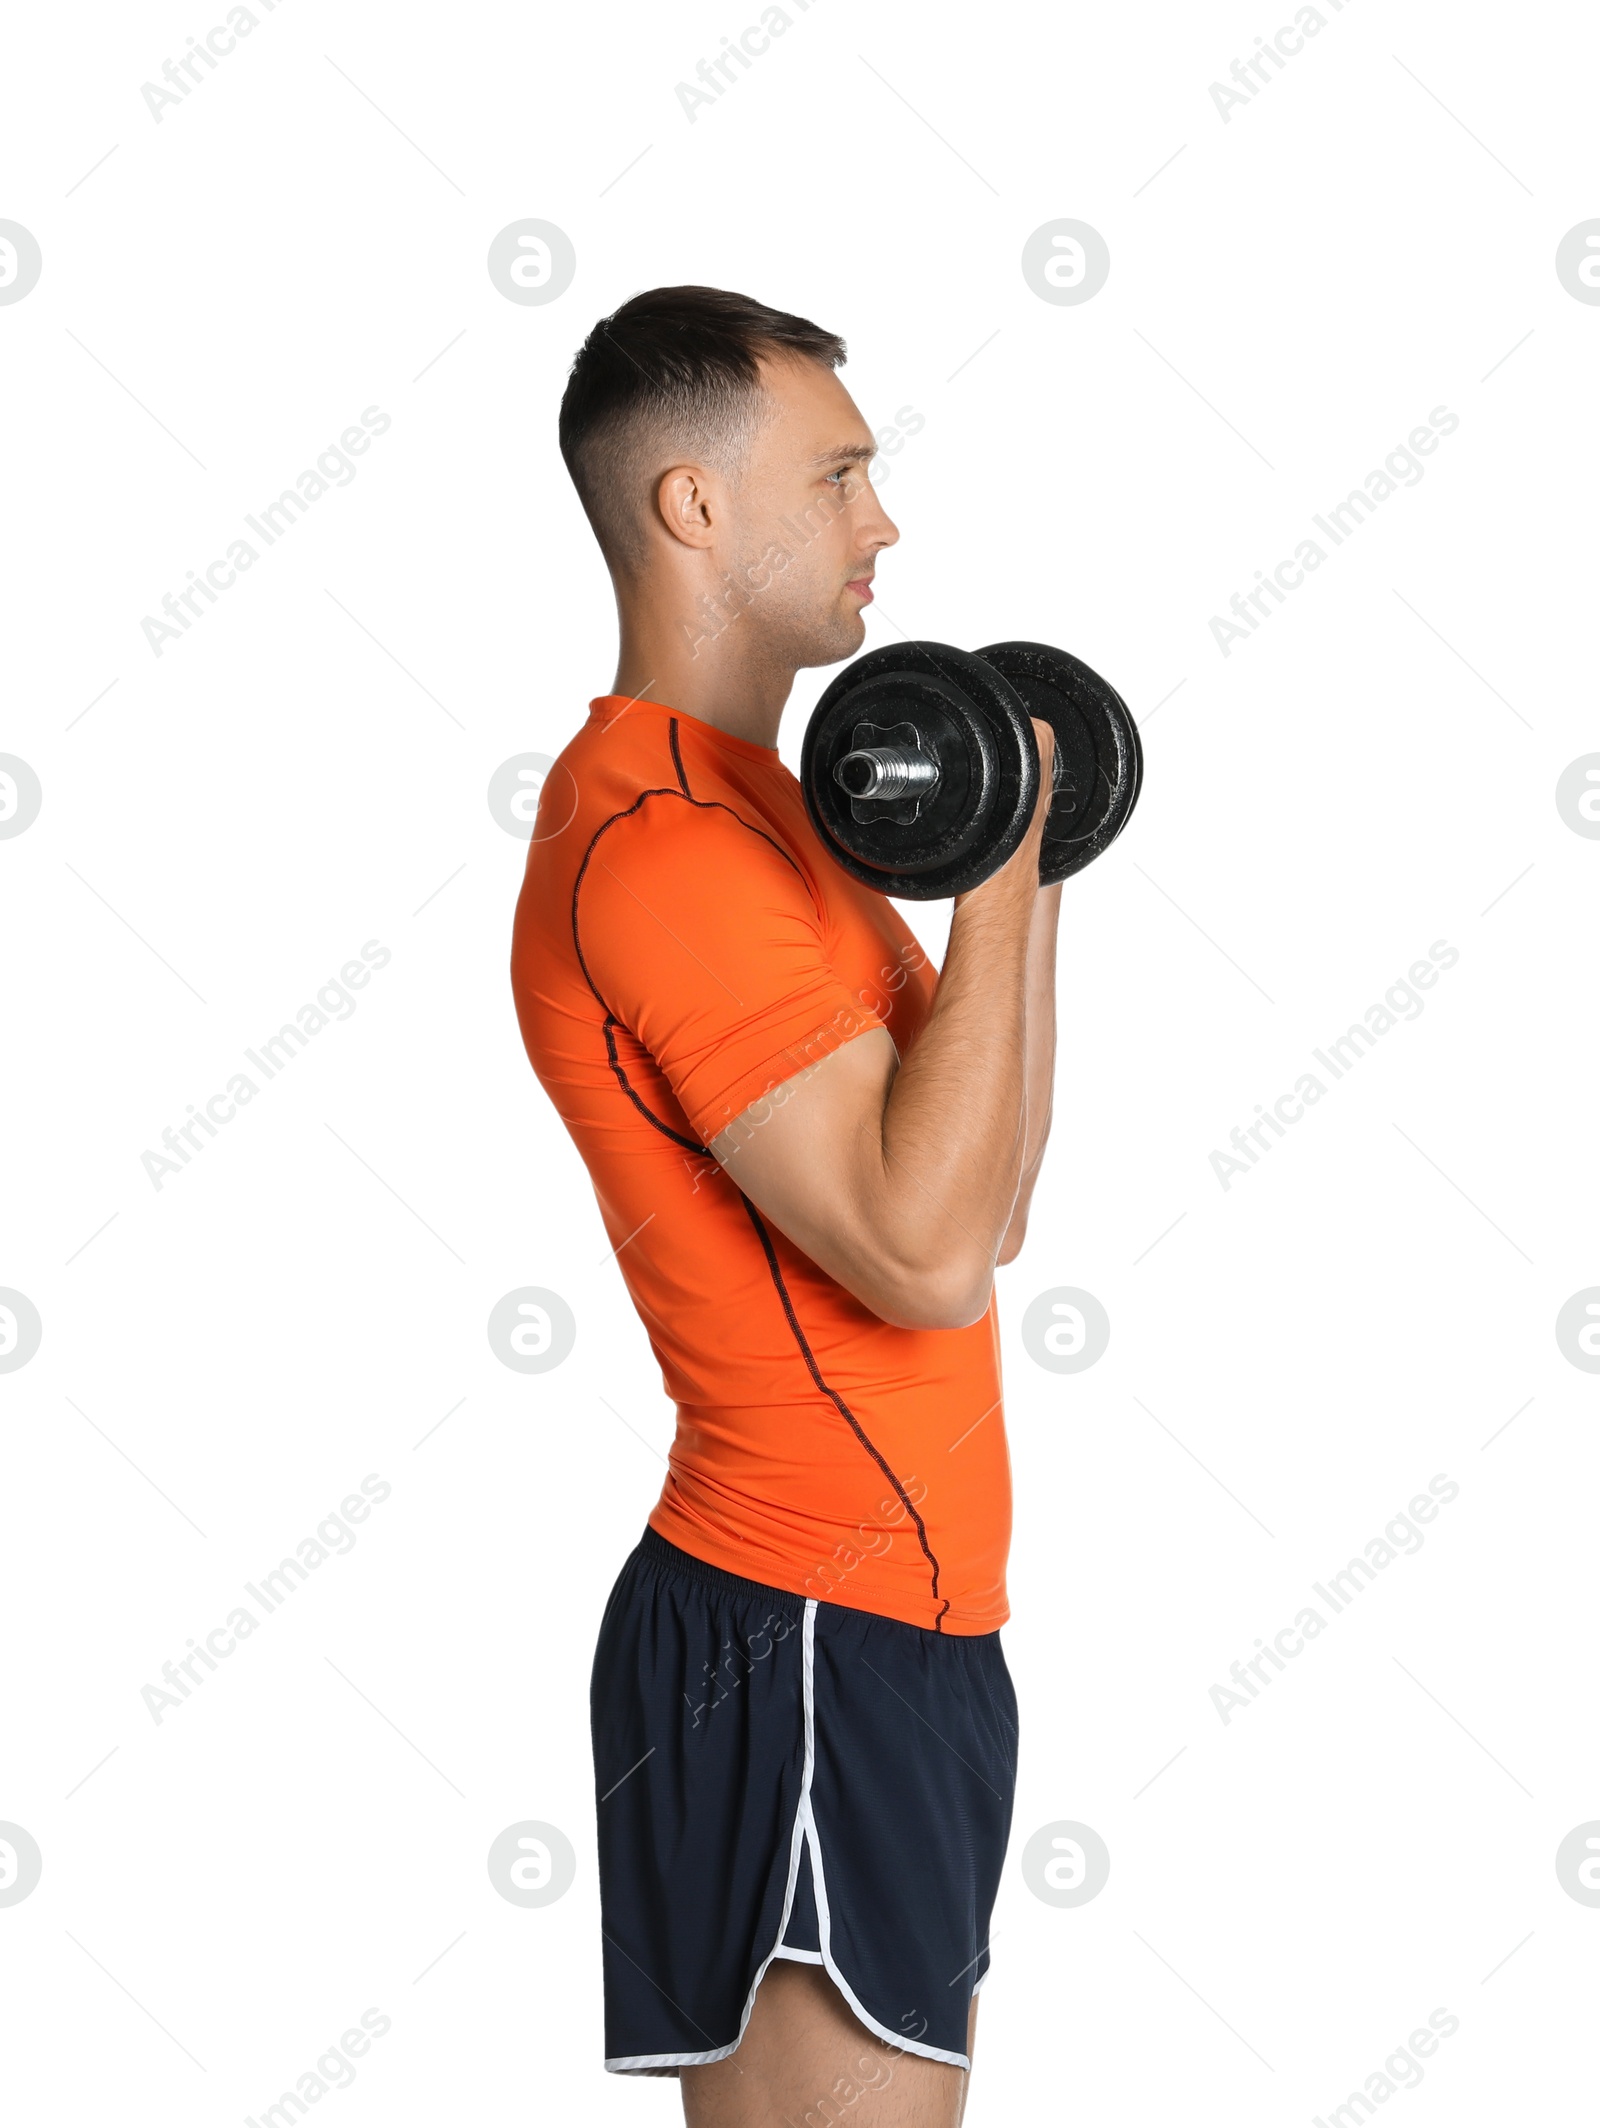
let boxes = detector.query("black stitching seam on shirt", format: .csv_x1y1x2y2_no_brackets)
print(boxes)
735,1191,948,1630
571,717,948,1628
569,784,723,1155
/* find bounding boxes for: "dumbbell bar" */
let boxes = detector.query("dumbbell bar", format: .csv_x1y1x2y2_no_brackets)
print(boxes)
801,639,1142,900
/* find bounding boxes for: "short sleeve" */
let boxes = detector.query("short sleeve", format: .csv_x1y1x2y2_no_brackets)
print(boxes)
575,798,882,1144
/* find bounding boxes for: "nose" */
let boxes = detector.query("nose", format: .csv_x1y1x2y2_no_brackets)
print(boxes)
865,485,900,552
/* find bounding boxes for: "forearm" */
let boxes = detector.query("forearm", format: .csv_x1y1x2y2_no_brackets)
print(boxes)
867,858,1039,1321
997,881,1063,1263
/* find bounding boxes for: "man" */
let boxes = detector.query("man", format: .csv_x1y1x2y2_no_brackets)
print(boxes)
510,286,1062,2126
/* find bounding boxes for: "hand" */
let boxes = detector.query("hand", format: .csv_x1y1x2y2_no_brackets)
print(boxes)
954,719,1055,909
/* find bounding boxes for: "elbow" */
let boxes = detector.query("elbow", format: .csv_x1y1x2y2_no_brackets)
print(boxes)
870,1255,995,1332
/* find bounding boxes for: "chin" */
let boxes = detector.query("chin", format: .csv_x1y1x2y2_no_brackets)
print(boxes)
797,610,867,671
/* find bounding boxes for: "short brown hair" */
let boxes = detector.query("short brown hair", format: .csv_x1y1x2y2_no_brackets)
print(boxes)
558,285,846,572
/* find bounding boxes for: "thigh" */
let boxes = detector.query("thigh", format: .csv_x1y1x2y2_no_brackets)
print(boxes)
681,1961,967,2128
803,1607,1017,2056
590,1538,808,2072
958,1994,979,2127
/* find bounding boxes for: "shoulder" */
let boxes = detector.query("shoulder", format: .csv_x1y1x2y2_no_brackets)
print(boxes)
578,789,806,898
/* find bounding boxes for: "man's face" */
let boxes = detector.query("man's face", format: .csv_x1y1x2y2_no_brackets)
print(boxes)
717,354,899,670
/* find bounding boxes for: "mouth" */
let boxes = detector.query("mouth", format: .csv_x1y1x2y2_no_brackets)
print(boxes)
846,577,874,605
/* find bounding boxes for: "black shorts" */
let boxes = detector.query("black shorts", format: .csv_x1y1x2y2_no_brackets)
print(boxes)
590,1527,1019,2075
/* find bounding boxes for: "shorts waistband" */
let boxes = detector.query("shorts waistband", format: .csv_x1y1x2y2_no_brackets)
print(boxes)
635,1526,807,1619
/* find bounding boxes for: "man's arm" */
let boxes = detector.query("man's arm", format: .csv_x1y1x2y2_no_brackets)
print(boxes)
709,723,1056,1333
996,879,1063,1265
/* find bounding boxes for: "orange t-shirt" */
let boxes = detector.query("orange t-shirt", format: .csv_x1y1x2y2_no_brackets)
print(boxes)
510,695,1011,1632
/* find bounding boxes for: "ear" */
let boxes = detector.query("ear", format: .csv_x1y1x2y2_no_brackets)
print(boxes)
654,464,720,550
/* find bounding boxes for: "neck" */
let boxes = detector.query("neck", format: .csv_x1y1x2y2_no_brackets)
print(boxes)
611,588,794,752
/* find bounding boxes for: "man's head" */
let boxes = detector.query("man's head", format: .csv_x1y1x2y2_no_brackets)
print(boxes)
559,286,897,672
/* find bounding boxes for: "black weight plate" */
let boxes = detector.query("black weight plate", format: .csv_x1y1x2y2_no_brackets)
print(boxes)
818,673,994,871
1111,707,1143,848
802,641,1039,900
974,641,1141,884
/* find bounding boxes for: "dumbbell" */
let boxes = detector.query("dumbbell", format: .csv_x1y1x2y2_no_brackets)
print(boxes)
800,639,1142,900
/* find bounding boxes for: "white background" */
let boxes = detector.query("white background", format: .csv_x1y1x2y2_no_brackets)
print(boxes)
4,0,1598,2121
